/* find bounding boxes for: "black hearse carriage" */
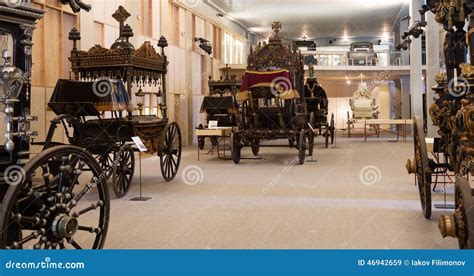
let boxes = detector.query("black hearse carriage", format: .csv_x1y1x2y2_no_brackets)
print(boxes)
304,65,335,148
42,6,183,200
231,22,313,165
197,66,241,150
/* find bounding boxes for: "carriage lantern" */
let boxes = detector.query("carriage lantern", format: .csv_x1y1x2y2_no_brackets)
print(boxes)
0,47,27,153
135,87,145,115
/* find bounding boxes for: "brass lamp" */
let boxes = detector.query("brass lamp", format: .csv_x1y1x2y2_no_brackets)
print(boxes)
135,87,145,115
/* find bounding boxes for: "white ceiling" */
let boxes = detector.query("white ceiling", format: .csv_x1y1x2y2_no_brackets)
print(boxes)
206,0,409,40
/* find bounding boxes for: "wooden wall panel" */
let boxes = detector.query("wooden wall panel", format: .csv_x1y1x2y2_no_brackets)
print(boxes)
62,12,76,79
43,7,62,87
93,21,104,46
32,15,45,86
30,86,46,153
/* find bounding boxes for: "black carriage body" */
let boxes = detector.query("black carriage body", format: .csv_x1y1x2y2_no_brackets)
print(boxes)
47,79,169,155
305,78,329,129
0,4,43,190
201,73,241,128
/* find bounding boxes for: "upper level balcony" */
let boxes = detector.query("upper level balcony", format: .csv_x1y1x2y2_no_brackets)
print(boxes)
302,50,426,73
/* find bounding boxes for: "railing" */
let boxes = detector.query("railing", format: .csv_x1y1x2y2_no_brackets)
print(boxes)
301,50,425,67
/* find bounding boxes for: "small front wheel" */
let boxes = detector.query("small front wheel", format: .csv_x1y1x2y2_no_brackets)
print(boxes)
112,144,135,198
160,122,182,181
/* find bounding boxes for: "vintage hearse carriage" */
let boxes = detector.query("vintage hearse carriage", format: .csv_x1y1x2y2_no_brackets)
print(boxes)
197,66,241,150
231,22,313,165
42,6,183,200
304,65,335,148
347,82,379,137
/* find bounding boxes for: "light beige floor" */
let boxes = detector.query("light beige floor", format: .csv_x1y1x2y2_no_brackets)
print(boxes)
103,136,458,249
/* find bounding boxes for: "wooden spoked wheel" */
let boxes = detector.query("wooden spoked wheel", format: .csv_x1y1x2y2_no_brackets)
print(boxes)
231,132,241,164
413,116,432,219
112,144,135,198
251,138,260,156
97,147,116,180
160,122,182,182
330,113,335,144
0,145,110,249
455,181,473,249
198,136,205,150
298,129,306,165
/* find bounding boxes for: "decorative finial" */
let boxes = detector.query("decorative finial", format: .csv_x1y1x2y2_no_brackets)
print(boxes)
223,64,231,81
158,36,168,54
272,22,282,35
68,27,81,51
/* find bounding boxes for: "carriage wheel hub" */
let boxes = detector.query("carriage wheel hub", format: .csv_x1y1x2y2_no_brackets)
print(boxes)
53,215,79,238
438,214,457,238
406,159,416,174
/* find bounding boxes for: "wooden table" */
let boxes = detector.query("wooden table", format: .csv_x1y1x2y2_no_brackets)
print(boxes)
196,128,233,161
364,119,412,142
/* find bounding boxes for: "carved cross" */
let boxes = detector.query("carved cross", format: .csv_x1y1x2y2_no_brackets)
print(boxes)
223,64,231,80
272,22,282,35
112,6,131,30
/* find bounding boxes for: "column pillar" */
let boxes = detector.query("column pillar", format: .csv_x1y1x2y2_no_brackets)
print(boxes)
425,12,440,138
410,0,424,119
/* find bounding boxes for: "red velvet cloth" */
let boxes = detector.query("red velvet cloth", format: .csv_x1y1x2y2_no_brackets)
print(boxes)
240,70,295,92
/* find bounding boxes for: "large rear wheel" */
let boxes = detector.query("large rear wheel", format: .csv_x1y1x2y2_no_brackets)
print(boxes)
0,145,110,249
410,116,432,219
231,133,241,164
438,178,474,249
298,129,306,165
251,138,260,156
330,113,335,144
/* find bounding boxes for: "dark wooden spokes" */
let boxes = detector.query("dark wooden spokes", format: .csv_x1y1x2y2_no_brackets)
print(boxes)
97,149,116,179
112,144,135,198
0,145,110,250
160,122,182,181
413,117,432,219
443,179,474,249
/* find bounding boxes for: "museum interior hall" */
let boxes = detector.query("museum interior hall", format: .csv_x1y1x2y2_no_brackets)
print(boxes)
0,0,473,250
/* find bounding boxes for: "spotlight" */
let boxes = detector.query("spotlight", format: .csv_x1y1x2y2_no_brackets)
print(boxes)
195,37,213,55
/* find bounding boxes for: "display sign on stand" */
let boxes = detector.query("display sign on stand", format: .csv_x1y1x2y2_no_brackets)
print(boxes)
130,137,152,202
